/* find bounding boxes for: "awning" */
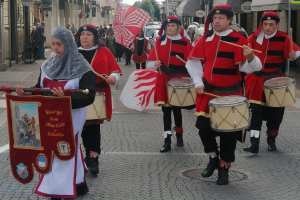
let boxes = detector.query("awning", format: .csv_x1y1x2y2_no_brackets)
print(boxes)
177,0,202,17
213,0,244,14
251,0,300,11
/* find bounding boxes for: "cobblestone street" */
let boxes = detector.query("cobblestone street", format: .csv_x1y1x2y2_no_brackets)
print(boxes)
0,50,300,200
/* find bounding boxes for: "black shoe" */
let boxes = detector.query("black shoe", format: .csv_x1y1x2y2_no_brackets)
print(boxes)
129,62,131,64
267,135,277,151
217,167,229,185
76,181,89,197
176,133,183,147
125,63,129,65
89,157,99,174
243,137,259,153
201,157,219,178
160,134,171,153
50,198,61,200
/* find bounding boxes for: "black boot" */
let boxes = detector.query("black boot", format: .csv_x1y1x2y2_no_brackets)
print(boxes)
217,166,229,185
160,134,171,153
50,198,61,200
201,156,219,177
267,135,277,151
89,157,99,174
176,133,183,147
76,181,89,197
243,137,259,153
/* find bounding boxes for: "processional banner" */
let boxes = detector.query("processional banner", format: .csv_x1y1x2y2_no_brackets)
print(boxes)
6,94,75,184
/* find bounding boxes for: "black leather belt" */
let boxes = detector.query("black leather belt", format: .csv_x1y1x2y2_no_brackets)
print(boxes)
160,64,188,76
253,68,283,78
203,78,242,94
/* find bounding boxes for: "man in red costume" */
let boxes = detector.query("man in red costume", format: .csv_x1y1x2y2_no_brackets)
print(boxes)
186,5,262,185
147,16,193,153
243,12,300,153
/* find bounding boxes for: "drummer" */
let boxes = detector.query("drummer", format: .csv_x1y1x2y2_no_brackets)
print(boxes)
243,12,300,153
147,16,193,152
186,5,262,185
76,24,122,175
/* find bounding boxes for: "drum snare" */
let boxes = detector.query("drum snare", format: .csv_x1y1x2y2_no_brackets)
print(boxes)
209,96,251,132
167,77,196,107
263,77,296,107
86,92,107,120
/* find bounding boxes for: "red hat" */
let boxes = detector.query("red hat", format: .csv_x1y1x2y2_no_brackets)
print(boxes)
77,24,99,38
204,5,234,34
158,16,182,37
254,11,280,37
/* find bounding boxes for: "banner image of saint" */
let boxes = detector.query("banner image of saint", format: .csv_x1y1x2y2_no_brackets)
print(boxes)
12,102,41,149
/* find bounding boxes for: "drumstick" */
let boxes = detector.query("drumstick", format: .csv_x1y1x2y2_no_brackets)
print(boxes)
94,71,107,80
153,43,162,75
220,40,262,54
175,55,186,64
290,28,293,52
203,92,222,98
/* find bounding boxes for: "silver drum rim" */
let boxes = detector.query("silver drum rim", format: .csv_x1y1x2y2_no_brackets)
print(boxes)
263,77,296,89
167,77,195,89
209,95,249,107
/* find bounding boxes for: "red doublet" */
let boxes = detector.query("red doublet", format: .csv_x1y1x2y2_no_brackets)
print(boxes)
189,31,247,117
90,47,122,121
132,38,149,63
147,36,193,106
245,31,300,105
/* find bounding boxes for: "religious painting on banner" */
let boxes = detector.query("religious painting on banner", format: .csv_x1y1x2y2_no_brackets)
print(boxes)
6,94,75,184
114,4,151,48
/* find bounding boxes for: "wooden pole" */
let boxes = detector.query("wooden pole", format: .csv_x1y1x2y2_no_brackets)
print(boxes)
94,71,107,80
153,43,161,75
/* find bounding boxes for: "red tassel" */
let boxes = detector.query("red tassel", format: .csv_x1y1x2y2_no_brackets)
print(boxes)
2,86,11,94
204,14,211,34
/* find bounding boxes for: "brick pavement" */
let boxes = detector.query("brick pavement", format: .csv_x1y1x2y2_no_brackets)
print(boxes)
0,52,300,199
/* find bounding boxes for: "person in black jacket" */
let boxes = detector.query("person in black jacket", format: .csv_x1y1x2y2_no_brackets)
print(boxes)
35,22,46,59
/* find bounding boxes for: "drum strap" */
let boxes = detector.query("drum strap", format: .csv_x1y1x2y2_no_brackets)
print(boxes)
203,78,242,94
160,64,188,76
253,68,284,78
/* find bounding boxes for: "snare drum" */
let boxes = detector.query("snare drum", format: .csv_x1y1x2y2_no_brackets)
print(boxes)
209,96,250,132
86,92,107,120
263,77,296,107
167,77,196,107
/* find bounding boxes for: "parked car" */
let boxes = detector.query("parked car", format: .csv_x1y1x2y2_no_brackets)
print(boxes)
149,30,160,47
143,24,161,41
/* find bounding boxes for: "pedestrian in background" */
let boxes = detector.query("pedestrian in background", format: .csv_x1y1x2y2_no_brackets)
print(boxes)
192,33,201,47
98,25,105,37
70,24,77,36
125,44,132,65
105,30,116,56
35,21,46,60
106,24,113,35
131,30,150,69
116,42,124,62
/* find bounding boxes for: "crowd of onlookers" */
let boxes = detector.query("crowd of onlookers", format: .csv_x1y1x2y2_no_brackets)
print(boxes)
30,21,201,66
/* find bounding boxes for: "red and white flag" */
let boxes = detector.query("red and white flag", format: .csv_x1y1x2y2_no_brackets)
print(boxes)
114,4,151,48
120,69,157,111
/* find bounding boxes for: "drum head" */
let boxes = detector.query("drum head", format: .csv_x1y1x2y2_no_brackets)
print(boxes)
167,78,194,88
264,77,295,88
209,96,247,107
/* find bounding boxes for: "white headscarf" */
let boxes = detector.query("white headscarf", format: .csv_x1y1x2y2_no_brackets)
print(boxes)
41,27,93,80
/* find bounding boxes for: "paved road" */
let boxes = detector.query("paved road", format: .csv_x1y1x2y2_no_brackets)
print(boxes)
0,49,300,200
